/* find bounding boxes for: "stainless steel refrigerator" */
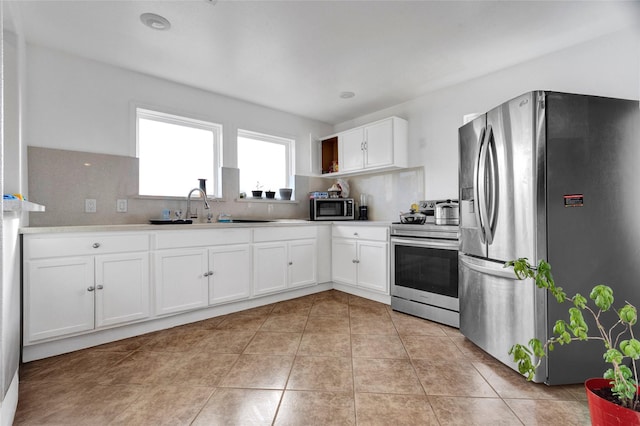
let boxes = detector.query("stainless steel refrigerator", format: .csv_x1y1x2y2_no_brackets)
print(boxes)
458,91,640,385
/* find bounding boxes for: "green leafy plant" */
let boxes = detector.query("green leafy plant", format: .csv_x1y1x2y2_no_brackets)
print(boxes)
506,258,640,409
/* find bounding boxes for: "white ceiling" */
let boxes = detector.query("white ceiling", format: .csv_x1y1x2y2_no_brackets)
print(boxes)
5,0,640,124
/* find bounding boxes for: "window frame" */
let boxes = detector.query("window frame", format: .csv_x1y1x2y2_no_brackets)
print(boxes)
237,128,294,194
135,107,223,198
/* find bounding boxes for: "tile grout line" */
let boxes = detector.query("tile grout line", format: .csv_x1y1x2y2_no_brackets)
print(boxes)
270,293,316,425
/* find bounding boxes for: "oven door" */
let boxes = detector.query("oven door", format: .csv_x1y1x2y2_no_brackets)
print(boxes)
391,237,459,311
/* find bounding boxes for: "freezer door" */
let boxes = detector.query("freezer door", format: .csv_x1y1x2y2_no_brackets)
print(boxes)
485,92,537,262
544,92,640,384
458,114,486,257
459,254,546,381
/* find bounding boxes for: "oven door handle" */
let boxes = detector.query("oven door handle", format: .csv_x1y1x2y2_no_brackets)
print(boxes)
392,237,459,250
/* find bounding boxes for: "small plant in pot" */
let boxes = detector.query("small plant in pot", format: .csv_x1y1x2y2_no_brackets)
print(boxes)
252,181,263,198
506,258,640,423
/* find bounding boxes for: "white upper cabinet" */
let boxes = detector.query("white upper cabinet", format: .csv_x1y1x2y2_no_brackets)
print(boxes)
339,127,366,172
317,116,408,177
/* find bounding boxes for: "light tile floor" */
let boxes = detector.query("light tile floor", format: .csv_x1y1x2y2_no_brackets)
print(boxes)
15,290,591,425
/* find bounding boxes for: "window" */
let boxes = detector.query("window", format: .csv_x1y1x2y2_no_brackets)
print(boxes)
136,108,221,197
238,129,293,195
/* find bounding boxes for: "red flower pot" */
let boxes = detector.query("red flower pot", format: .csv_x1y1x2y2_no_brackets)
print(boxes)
585,378,640,426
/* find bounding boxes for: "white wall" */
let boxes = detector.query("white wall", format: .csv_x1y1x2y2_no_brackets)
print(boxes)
25,43,333,174
336,28,640,200
1,5,24,425
22,27,640,209
24,43,335,226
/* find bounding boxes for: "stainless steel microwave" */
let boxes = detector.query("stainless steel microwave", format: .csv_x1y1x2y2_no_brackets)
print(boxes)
310,198,355,221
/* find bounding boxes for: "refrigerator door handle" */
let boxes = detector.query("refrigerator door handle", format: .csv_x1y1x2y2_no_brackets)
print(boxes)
459,253,516,280
487,126,499,242
477,125,493,244
473,126,487,243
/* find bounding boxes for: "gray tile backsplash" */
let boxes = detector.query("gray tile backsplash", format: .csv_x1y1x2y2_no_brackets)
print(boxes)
27,147,314,226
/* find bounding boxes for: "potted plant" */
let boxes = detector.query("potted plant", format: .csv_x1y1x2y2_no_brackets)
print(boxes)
252,181,263,198
265,189,276,199
279,188,292,200
506,258,640,424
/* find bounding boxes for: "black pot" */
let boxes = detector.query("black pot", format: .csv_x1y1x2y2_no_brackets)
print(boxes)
252,190,263,198
265,191,276,199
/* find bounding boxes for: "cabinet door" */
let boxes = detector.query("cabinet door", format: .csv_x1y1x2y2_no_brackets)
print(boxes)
364,118,394,169
331,239,357,286
95,252,150,328
288,239,317,288
209,244,251,305
253,242,288,296
339,128,364,172
357,241,389,294
24,257,94,342
155,248,208,315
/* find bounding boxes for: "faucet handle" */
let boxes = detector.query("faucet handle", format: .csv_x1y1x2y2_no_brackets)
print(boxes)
175,210,182,220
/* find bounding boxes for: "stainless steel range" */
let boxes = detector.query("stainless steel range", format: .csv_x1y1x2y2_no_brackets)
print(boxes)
390,200,460,328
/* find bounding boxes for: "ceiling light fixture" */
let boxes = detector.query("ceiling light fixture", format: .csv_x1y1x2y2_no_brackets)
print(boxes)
140,13,171,31
340,91,355,99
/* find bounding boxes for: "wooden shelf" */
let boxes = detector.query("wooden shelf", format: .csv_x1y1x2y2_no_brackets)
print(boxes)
321,136,339,174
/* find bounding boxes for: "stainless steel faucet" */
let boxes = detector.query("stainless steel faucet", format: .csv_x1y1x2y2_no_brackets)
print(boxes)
186,188,210,220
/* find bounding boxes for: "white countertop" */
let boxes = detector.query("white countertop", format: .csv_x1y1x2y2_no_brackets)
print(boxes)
20,219,392,234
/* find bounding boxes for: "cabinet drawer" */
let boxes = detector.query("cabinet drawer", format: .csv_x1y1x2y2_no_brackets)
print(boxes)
332,225,388,242
253,226,317,242
25,233,150,259
154,228,251,249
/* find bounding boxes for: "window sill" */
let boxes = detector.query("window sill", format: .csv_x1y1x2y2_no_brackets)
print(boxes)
235,198,299,204
133,195,224,202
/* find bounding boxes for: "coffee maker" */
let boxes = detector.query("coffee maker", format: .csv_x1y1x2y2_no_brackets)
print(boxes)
359,193,368,220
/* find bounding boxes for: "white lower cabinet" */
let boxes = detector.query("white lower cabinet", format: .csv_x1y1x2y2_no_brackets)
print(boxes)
153,229,253,315
21,224,331,358
253,227,318,296
208,244,251,304
23,233,150,343
332,225,389,294
289,239,317,288
95,253,150,327
154,244,251,314
25,257,95,341
154,248,209,315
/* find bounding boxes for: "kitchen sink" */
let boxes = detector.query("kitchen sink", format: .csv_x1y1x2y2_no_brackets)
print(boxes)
229,219,272,223
149,219,193,225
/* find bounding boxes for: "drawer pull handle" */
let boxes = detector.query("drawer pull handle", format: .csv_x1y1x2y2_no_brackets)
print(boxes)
204,271,213,277
92,243,101,249
352,259,360,263
353,233,359,236
87,286,95,292
288,261,293,266
97,285,104,290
